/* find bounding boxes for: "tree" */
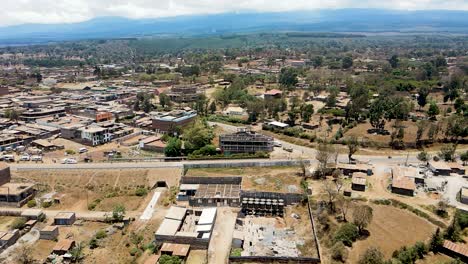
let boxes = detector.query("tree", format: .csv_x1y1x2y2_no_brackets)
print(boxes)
278,67,298,88
342,56,353,69
388,55,399,69
416,120,427,146
209,101,216,114
333,223,359,246
112,204,126,222
315,143,335,177
159,255,182,264
331,241,348,262
445,216,462,242
417,87,430,110
358,247,385,264
337,195,353,222
300,104,314,123
70,242,84,262
429,228,444,252
164,138,182,157
183,120,214,152
312,56,323,68
417,150,430,163
323,181,339,212
438,144,457,162
460,150,468,165
353,204,373,234
427,101,440,119
346,136,359,163
4,109,19,121
16,242,34,264
159,93,171,108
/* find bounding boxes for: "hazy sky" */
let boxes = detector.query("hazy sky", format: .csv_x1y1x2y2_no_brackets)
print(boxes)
2,0,468,26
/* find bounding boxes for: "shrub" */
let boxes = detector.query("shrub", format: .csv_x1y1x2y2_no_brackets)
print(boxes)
65,149,76,155
231,248,242,257
129,247,139,256
27,199,37,208
41,200,52,208
89,238,98,249
334,223,359,246
331,241,348,262
135,187,148,197
10,217,27,230
95,230,107,240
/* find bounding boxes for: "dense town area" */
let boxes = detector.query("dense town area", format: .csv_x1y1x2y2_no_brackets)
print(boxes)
0,33,466,264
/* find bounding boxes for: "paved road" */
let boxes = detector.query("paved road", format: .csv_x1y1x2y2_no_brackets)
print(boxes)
140,189,163,220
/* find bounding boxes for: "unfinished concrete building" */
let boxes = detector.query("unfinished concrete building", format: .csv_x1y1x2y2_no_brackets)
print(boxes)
0,164,36,208
178,177,242,207
168,85,201,103
219,128,274,154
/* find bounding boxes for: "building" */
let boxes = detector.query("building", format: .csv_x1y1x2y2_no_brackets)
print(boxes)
155,207,217,249
391,167,416,196
54,212,76,225
0,86,9,97
20,107,66,121
219,128,274,154
139,136,166,152
21,209,44,220
447,162,466,175
168,85,200,103
223,106,247,117
0,163,11,186
337,163,373,176
151,110,197,134
0,183,36,207
351,172,367,192
178,177,242,207
79,125,111,146
429,161,452,176
441,240,468,262
52,239,76,255
266,121,289,130
160,243,191,260
40,226,59,240
0,229,20,249
264,89,283,99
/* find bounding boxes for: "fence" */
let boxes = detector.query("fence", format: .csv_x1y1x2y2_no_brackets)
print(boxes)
183,159,311,170
181,176,242,185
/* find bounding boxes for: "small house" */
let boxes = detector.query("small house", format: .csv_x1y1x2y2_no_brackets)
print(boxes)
448,163,466,175
160,243,191,260
351,172,367,192
54,212,76,225
441,240,468,262
0,229,20,248
391,176,416,196
429,161,452,176
40,226,59,240
21,209,44,220
52,239,75,255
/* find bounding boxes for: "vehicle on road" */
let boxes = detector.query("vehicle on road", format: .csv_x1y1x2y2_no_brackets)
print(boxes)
61,158,77,164
283,146,293,152
273,141,282,147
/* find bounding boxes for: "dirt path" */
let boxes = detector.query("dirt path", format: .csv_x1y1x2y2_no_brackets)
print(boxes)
208,208,237,264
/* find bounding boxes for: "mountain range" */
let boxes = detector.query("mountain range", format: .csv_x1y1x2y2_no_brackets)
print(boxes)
1,9,468,45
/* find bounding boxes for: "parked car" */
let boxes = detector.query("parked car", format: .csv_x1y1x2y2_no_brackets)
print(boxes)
61,158,77,164
283,146,293,152
79,147,88,154
1,155,15,162
31,155,43,162
19,154,31,161
273,141,282,147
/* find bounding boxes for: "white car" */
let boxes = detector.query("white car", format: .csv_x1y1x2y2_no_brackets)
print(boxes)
79,147,88,154
31,155,43,162
273,141,282,147
19,154,30,161
61,158,77,164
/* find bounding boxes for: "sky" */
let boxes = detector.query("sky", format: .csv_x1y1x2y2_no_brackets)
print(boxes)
2,0,468,27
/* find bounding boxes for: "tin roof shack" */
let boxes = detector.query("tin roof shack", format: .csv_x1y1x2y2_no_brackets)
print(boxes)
21,209,45,220
429,161,452,176
0,163,11,186
155,207,217,249
447,162,466,175
337,163,373,177
0,183,36,207
52,239,75,255
179,177,241,207
139,136,166,152
219,128,274,154
54,212,76,226
151,109,197,134
264,89,283,99
160,243,191,260
441,240,468,262
391,167,416,196
351,172,367,192
461,187,468,205
0,229,20,249
40,225,59,240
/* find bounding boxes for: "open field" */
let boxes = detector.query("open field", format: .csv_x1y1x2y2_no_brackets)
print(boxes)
12,168,181,212
185,166,303,193
347,204,437,263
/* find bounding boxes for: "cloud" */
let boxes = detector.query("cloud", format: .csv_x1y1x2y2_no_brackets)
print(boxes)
1,0,468,26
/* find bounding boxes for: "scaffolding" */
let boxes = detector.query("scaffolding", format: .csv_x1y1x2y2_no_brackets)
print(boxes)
220,129,274,154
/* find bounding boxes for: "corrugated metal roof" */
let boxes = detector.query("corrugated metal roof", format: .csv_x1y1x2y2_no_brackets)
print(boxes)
198,208,216,225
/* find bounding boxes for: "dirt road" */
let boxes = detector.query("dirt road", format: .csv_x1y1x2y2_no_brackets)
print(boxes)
208,208,237,264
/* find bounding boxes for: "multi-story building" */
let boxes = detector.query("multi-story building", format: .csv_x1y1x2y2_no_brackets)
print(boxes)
219,128,274,154
168,85,201,103
151,109,197,134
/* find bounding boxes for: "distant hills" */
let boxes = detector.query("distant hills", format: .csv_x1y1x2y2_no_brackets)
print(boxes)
1,9,468,45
